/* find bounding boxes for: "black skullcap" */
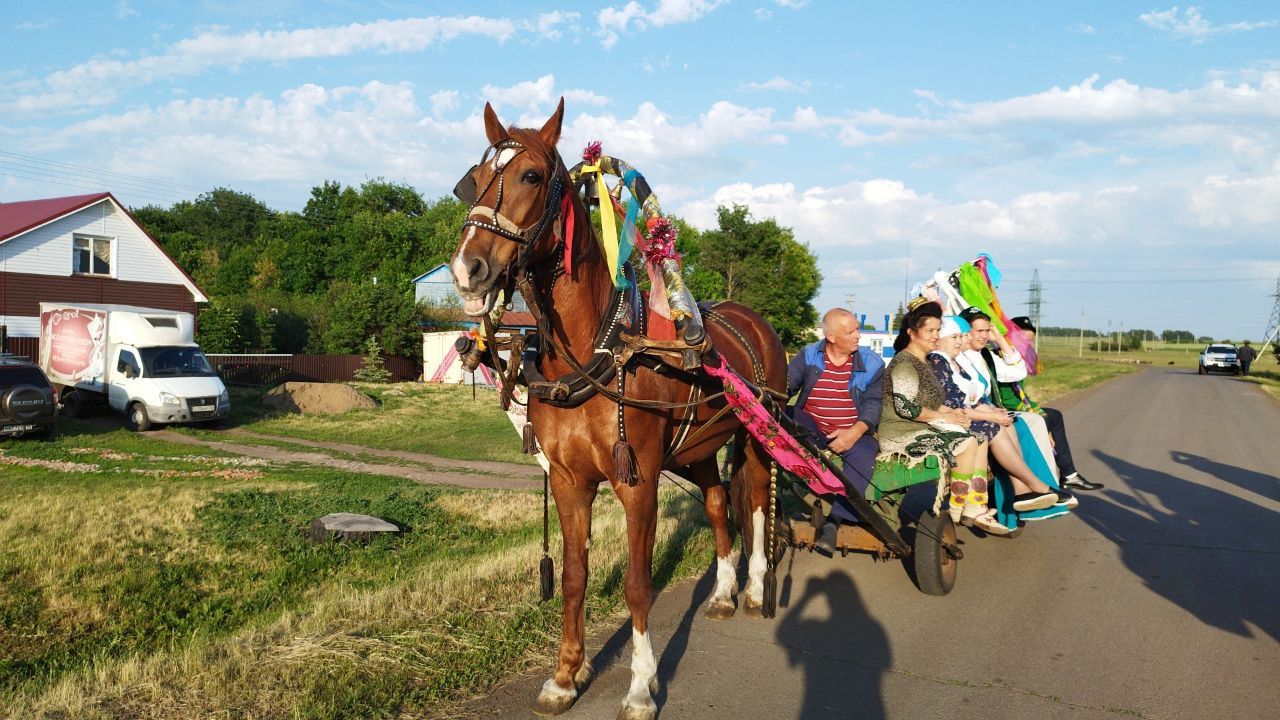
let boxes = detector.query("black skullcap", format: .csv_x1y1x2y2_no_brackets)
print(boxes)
1011,316,1037,333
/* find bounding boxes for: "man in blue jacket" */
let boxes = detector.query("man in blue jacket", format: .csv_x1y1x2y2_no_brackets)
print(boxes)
787,308,885,521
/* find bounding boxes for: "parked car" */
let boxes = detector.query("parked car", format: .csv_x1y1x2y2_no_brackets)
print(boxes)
1199,343,1240,375
0,354,58,439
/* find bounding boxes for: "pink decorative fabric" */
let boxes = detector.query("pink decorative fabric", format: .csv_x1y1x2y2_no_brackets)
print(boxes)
702,355,847,496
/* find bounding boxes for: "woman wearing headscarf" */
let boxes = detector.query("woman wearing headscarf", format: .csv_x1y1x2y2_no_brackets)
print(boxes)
927,314,1072,532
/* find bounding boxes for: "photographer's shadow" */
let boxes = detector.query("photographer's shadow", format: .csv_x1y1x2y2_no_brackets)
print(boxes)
774,570,890,720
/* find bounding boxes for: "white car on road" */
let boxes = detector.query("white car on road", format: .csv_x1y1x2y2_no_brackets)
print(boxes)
1198,343,1240,375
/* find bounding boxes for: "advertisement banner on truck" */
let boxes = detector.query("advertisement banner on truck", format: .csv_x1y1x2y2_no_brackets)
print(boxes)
40,307,107,386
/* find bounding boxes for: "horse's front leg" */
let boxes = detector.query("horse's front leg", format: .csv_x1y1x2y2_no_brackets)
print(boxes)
687,458,737,619
533,472,597,716
736,437,772,616
613,472,660,720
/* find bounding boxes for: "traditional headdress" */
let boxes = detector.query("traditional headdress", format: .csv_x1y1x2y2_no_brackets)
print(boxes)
940,315,970,338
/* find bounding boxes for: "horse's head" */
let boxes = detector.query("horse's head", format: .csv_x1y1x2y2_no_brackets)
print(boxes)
450,100,567,316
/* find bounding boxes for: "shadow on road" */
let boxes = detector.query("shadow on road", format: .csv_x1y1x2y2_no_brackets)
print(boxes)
1170,450,1280,503
774,570,890,720
1079,450,1279,641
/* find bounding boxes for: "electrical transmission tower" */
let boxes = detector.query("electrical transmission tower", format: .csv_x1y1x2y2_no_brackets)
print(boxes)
1026,269,1043,351
1261,273,1280,358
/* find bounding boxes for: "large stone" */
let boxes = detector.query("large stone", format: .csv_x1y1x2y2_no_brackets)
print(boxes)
309,513,401,544
263,382,377,415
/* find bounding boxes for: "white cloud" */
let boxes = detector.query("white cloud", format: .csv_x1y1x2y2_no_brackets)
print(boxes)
1190,160,1280,227
115,2,139,20
775,0,809,8
1067,22,1096,34
429,89,459,117
479,75,611,117
15,18,56,30
597,0,729,49
1140,6,1276,44
739,76,811,93
521,10,581,41
1,15,519,114
754,8,773,21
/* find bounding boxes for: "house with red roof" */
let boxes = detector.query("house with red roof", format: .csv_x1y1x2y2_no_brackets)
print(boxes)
0,192,207,357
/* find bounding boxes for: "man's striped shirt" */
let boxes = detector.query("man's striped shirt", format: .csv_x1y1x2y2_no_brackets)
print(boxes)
802,359,858,435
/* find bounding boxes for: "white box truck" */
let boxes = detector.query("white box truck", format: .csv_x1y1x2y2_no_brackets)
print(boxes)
38,303,230,431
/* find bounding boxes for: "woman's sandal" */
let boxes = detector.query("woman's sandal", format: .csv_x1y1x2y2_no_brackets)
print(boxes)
962,509,1012,536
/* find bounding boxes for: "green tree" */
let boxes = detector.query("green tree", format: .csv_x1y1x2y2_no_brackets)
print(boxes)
353,336,393,383
687,205,820,349
197,303,244,353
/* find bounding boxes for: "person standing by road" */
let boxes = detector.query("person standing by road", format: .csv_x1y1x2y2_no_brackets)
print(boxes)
1238,340,1258,376
787,308,885,522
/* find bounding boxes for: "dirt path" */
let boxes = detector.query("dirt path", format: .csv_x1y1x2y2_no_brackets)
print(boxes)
148,429,543,490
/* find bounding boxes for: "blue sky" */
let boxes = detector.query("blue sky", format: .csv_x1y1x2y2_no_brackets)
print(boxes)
4,1,1279,340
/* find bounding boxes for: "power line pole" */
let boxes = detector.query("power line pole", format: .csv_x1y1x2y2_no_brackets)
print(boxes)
1261,273,1280,359
1026,269,1043,354
1078,306,1085,358
1118,319,1124,356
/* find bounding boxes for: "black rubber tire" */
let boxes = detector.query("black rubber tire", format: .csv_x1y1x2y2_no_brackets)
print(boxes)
61,391,84,419
126,403,152,432
1197,365,1205,375
913,511,958,596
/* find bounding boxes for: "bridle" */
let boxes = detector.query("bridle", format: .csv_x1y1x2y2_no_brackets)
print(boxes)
460,138,567,276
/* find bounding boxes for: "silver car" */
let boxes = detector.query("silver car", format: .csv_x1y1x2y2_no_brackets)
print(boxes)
1198,344,1240,375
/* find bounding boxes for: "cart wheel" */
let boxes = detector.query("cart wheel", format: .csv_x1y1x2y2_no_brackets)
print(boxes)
913,511,958,596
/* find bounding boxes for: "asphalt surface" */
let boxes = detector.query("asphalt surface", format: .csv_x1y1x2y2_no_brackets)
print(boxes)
456,368,1280,720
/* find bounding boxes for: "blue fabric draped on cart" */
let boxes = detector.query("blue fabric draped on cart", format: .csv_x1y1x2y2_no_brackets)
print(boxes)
992,416,1069,529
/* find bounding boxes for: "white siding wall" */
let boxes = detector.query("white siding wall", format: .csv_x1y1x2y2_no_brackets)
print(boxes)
1,199,200,297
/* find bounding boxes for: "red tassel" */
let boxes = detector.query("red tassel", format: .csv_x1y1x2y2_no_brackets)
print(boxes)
613,440,638,486
560,193,575,275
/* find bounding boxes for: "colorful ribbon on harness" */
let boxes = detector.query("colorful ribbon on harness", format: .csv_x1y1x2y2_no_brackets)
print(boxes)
702,355,848,496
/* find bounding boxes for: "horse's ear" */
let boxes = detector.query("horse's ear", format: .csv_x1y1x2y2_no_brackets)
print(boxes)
539,97,565,148
483,102,508,145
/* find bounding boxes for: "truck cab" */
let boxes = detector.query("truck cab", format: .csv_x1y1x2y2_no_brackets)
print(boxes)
109,344,229,430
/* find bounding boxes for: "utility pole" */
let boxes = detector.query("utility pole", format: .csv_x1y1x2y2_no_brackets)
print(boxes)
1107,320,1112,353
1027,269,1043,354
1078,307,1085,358
1118,319,1124,356
1261,273,1280,359
846,293,855,315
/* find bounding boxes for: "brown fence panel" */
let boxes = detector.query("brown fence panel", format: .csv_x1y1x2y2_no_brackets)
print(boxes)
2,336,39,360
0,340,417,385
206,353,420,385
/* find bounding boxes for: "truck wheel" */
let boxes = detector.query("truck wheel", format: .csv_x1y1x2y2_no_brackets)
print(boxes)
127,403,152,432
1197,364,1205,375
912,511,958,596
62,391,84,419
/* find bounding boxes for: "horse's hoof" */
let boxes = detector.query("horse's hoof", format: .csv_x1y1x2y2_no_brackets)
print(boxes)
617,699,659,720
532,680,578,717
703,599,736,620
741,599,764,618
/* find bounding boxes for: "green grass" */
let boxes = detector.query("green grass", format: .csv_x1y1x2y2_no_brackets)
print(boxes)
0,424,714,719
191,383,537,466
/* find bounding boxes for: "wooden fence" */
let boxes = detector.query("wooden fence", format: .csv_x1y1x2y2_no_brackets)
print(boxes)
206,353,420,386
1,337,418,385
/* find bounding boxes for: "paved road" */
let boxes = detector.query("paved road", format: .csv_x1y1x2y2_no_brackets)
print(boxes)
458,368,1280,720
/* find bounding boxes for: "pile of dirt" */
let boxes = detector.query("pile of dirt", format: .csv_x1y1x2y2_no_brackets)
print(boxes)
262,382,378,415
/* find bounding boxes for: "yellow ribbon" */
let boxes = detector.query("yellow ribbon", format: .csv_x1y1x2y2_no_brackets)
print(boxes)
582,163,620,286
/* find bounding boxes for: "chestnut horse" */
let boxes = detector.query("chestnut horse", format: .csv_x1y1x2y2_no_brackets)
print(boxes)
450,100,786,720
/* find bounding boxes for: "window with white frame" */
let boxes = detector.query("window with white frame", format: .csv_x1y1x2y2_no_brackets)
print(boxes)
73,234,112,275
